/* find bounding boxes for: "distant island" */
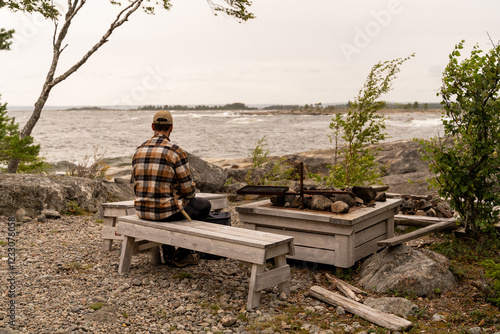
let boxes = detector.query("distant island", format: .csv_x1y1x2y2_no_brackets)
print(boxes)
61,101,443,113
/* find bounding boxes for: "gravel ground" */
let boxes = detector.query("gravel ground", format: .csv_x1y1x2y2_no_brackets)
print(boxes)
0,203,380,334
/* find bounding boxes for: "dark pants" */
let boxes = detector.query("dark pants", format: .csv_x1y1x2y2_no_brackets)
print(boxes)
161,197,211,260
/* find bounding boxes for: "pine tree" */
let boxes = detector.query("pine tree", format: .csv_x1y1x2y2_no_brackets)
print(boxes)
0,98,43,172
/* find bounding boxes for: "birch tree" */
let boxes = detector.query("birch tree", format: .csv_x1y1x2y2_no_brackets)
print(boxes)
6,0,254,173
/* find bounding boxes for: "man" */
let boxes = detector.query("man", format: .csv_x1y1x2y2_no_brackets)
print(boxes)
132,110,211,267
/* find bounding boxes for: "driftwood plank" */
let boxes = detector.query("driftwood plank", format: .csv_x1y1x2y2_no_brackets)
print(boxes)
377,219,458,247
309,286,413,332
394,215,457,227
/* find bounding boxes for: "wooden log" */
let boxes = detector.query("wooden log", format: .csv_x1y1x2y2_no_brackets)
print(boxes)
309,286,413,332
394,215,457,227
385,193,433,200
325,273,366,295
378,219,458,247
325,273,360,302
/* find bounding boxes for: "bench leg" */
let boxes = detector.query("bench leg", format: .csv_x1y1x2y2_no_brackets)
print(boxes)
247,263,265,310
149,246,161,266
274,255,290,296
118,236,136,274
102,217,116,251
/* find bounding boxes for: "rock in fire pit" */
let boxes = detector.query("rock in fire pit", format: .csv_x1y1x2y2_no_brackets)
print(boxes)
270,185,387,213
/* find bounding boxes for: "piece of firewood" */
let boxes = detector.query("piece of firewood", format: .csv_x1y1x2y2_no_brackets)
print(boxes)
309,286,413,332
325,273,367,295
325,274,362,301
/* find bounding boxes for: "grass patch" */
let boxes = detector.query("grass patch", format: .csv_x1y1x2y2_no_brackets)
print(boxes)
89,302,105,310
173,272,192,279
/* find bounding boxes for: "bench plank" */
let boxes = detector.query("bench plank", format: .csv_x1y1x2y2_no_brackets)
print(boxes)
118,216,292,249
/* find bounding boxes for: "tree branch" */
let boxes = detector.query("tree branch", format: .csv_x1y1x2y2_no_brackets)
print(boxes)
53,0,143,85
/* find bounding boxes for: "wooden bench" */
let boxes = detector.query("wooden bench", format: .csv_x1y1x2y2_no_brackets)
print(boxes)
116,215,295,310
100,193,228,251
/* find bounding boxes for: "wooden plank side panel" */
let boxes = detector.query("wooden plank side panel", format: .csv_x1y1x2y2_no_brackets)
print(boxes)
117,222,268,264
287,245,336,266
354,221,386,248
239,212,353,236
335,234,355,268
255,226,335,250
351,210,397,233
355,234,387,261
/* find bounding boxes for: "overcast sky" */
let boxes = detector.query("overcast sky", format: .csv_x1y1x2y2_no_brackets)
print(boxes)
1,0,499,108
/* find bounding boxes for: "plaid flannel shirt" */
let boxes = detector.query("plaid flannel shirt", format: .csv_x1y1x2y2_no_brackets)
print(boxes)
132,134,196,220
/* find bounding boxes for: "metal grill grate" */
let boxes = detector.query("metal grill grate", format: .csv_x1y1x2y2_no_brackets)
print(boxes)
236,185,290,196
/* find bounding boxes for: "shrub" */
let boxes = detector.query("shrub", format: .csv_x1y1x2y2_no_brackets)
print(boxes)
245,136,295,186
324,55,413,188
482,259,500,307
66,145,110,179
417,40,500,235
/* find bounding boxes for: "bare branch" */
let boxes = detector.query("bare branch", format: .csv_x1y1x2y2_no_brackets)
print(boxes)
53,0,143,85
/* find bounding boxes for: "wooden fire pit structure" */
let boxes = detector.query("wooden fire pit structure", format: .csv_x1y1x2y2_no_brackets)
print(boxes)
236,198,403,269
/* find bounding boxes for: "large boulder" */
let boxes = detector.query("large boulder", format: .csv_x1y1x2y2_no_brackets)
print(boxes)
357,244,456,297
187,152,227,193
0,174,134,217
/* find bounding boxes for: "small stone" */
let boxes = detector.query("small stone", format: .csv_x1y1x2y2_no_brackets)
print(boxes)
468,327,483,334
331,194,356,207
221,315,237,327
331,201,349,213
15,208,29,221
132,279,142,286
41,209,61,219
336,306,345,315
431,313,446,322
374,192,387,202
36,214,47,223
279,292,287,300
310,195,333,211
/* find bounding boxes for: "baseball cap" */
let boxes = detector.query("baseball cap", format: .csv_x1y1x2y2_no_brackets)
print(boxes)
153,110,173,125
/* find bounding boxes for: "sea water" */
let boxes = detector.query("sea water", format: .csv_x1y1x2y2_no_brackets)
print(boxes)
7,109,444,163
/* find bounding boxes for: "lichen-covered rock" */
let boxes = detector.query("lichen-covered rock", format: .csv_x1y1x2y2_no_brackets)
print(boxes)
331,201,349,213
310,195,333,211
358,244,456,297
330,194,356,207
351,186,377,203
0,174,134,217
